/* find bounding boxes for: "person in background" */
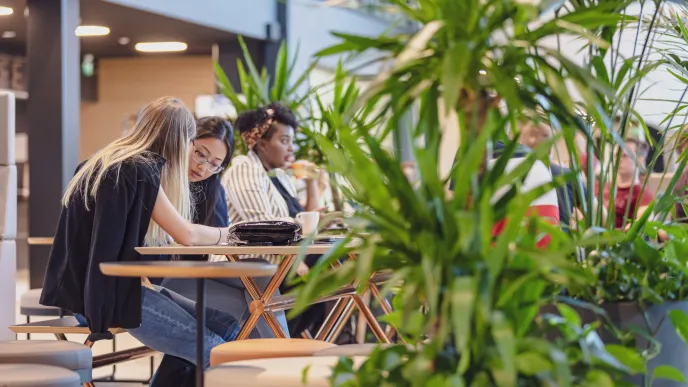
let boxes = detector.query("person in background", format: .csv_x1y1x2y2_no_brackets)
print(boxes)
600,137,654,229
519,121,606,229
671,130,688,222
448,128,560,248
40,97,242,370
222,102,328,338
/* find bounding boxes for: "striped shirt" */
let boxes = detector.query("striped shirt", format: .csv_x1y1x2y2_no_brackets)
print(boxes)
221,151,297,263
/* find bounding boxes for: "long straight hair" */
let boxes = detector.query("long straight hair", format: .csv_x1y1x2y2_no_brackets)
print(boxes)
62,97,197,246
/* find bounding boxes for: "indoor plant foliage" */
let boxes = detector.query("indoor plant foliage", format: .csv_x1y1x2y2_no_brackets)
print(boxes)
289,0,660,385
214,36,317,156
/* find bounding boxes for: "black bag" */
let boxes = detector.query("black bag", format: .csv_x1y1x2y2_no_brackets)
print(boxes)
230,220,301,246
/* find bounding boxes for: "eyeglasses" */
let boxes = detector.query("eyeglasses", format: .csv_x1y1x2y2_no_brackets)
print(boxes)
191,142,224,174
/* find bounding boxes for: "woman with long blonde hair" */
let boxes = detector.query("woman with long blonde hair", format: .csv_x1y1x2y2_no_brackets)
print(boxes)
40,97,240,369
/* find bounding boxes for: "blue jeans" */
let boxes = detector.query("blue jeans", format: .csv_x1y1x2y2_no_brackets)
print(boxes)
75,285,240,369
161,276,289,339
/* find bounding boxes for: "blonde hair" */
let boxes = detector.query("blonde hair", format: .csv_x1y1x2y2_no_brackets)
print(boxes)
62,97,196,246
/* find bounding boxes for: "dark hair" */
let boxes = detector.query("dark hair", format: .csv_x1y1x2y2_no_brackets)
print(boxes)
196,116,235,170
194,116,235,227
234,102,298,141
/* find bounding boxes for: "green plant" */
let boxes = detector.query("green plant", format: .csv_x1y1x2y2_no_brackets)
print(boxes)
288,0,662,385
214,36,317,156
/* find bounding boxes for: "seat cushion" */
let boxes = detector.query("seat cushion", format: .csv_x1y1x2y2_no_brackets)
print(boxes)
20,288,63,316
313,343,381,357
0,364,80,387
0,341,92,382
205,356,367,387
209,338,337,366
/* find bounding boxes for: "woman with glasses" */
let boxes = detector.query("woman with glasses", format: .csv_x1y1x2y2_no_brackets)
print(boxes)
152,116,288,387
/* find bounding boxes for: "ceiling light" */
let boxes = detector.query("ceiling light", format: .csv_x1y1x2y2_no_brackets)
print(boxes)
0,6,13,15
75,25,110,37
118,37,130,45
135,41,187,53
2,31,16,38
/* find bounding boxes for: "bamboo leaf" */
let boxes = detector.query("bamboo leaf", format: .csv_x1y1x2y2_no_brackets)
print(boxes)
654,365,686,383
491,312,516,387
605,344,645,374
669,309,688,345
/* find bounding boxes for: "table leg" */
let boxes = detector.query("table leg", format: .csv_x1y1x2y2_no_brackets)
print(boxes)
326,300,356,343
196,278,206,387
352,292,390,343
315,297,350,341
370,282,405,343
263,312,287,339
234,255,295,340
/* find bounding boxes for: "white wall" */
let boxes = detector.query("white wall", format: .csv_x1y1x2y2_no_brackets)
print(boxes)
0,92,16,340
540,2,682,127
104,0,275,40
288,2,392,84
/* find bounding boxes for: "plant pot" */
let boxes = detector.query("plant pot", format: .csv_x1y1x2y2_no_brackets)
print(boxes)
544,301,688,386
602,301,688,387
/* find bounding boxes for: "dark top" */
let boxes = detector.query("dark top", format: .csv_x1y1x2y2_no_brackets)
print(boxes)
185,176,229,261
270,176,304,218
550,163,586,228
40,156,165,342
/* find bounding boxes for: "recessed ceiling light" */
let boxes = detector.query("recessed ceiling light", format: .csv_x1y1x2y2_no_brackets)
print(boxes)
0,6,13,15
118,37,130,45
2,31,16,38
75,25,110,37
135,41,187,53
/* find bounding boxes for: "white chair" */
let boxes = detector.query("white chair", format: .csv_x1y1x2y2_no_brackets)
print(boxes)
0,364,80,387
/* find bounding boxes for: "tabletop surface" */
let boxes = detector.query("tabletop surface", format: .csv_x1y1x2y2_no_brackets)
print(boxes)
27,237,54,245
100,261,277,278
136,239,353,256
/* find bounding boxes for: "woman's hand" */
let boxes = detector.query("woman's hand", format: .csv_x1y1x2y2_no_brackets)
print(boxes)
296,261,310,277
290,160,319,180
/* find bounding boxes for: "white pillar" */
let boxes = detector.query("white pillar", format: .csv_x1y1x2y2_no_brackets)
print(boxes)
0,92,17,340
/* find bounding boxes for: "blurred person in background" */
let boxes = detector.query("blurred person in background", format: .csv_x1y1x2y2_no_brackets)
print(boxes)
519,121,606,229
670,130,688,223
599,136,653,229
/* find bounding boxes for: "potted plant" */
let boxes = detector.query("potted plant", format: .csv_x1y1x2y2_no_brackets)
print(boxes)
559,11,688,386
287,0,667,385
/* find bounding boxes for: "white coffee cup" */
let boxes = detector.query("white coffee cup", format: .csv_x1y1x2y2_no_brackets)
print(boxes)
295,212,320,236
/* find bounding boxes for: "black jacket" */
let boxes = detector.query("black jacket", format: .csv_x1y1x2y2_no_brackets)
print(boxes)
40,156,165,342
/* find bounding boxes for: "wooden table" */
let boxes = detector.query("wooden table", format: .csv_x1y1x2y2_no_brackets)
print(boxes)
27,237,54,245
100,260,276,387
135,244,392,344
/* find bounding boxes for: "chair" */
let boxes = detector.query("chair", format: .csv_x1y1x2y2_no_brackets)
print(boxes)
0,364,81,387
313,343,380,357
0,340,92,386
205,356,367,387
209,338,336,367
19,288,64,339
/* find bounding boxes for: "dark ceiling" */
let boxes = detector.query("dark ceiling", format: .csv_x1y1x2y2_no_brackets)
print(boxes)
0,0,249,57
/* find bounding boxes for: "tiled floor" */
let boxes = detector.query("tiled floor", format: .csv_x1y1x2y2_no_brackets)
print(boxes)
15,269,160,386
